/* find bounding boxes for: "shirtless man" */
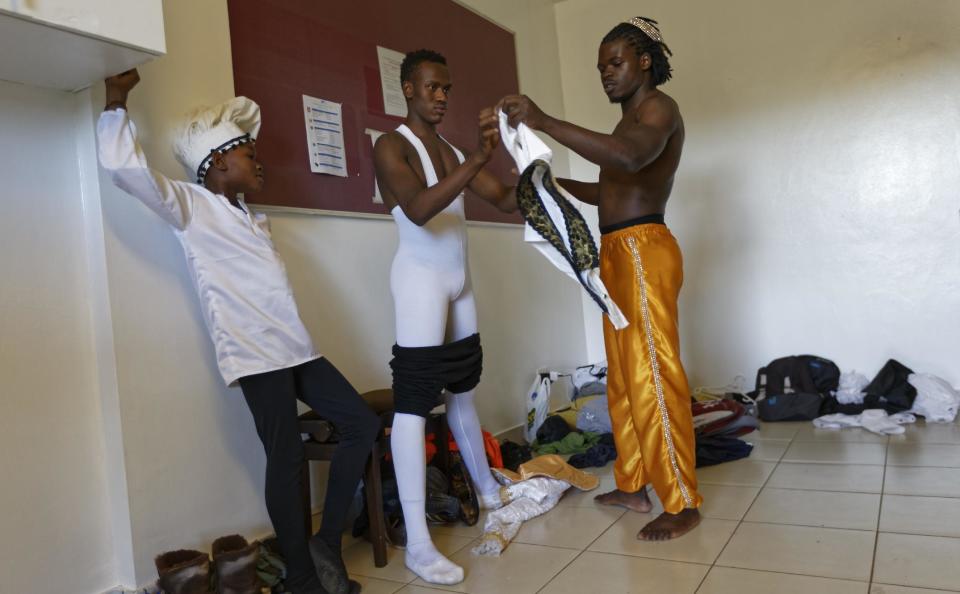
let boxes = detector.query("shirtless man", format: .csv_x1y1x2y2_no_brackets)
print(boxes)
372,49,517,584
499,17,702,541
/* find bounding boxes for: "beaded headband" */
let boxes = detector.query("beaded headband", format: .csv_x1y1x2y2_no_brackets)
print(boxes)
196,134,252,183
624,16,672,55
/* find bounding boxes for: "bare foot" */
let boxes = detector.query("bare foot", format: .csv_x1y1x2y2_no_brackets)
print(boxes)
594,488,653,513
637,508,701,541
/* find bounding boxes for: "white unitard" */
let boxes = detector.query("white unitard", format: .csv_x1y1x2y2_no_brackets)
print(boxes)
390,125,476,347
389,124,501,584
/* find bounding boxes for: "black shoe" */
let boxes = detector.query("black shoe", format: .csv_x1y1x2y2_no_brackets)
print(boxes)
285,576,331,594
448,451,480,526
308,536,352,594
287,586,330,594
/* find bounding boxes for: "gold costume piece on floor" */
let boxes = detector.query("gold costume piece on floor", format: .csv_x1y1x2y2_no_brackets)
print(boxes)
601,222,702,514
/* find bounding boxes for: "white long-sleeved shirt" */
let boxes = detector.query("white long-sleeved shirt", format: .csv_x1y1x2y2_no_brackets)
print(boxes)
97,108,319,386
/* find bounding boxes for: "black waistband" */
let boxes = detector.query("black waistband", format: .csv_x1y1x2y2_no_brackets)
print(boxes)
600,213,666,235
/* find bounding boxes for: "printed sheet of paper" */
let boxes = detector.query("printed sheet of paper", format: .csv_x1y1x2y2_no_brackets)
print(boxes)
303,95,347,177
377,46,407,118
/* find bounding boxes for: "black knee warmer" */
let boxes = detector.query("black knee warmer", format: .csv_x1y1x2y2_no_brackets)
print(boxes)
390,333,483,417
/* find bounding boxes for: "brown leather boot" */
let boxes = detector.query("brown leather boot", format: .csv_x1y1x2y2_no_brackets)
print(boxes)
211,534,262,594
155,549,213,594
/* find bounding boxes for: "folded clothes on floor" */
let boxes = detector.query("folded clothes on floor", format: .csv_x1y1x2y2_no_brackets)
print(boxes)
567,436,617,469
555,394,600,430
576,394,613,434
692,398,759,438
535,431,602,455
566,433,616,468
695,435,753,468
813,409,916,435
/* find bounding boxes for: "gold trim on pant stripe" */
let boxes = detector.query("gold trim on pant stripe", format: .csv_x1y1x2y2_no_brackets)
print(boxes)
626,236,693,508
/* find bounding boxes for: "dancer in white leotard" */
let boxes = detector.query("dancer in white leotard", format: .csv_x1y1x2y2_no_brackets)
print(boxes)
373,49,519,585
390,123,475,350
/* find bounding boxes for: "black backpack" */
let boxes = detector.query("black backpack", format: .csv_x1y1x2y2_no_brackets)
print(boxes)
754,355,841,422
863,359,916,413
756,355,841,396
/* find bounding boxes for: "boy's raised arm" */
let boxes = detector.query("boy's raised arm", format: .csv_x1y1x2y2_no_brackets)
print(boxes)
97,69,195,230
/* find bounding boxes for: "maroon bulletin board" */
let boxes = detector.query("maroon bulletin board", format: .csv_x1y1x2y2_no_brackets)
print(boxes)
227,0,522,224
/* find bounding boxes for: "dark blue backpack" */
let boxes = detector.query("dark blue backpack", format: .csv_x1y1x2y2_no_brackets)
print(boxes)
754,355,841,422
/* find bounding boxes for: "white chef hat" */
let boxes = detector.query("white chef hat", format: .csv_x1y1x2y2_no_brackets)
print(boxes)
173,96,261,183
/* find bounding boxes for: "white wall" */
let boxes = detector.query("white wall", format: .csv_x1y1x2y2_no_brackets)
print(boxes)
554,0,960,386
84,0,585,586
0,80,114,594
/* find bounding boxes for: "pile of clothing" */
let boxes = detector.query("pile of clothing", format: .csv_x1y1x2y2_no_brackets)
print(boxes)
553,362,613,435
691,398,757,467
521,362,619,470
473,455,600,557
743,355,959,434
523,363,612,445
822,361,960,423
532,415,617,469
527,360,766,472
813,360,960,434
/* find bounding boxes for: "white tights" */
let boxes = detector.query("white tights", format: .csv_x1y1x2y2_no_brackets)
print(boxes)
391,390,501,584
390,157,500,582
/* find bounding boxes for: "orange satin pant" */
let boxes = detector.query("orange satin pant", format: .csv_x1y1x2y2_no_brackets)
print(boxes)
601,223,702,514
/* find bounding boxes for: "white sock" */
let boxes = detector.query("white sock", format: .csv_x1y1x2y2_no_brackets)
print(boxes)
391,413,464,584
446,390,502,508
478,490,504,510
405,540,464,585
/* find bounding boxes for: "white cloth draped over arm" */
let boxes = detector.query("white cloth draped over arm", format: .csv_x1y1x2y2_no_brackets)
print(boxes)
97,108,195,230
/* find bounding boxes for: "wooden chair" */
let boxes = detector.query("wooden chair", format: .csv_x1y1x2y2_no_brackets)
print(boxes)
299,389,449,568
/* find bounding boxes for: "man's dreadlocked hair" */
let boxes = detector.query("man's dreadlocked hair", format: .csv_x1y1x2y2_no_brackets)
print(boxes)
400,49,447,84
602,18,673,86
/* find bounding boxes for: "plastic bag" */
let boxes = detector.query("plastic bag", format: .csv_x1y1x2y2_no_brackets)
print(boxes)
836,370,869,405
524,371,555,444
576,394,612,434
572,361,607,399
909,373,960,423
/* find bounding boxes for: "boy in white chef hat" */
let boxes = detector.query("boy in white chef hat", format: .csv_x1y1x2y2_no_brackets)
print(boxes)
98,69,376,594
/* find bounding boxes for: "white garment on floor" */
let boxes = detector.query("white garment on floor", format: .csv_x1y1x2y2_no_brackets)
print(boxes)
472,476,570,556
813,409,916,435
497,112,628,329
97,109,318,386
836,370,869,405
909,373,960,423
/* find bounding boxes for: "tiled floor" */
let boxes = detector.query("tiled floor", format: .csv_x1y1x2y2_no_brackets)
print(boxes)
339,420,960,593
